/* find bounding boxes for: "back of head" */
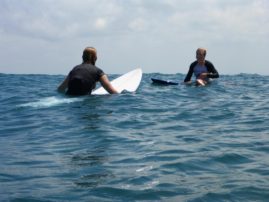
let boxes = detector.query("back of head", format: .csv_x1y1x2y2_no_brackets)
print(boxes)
82,47,97,64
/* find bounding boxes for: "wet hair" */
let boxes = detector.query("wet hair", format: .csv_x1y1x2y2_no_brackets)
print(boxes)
82,47,97,63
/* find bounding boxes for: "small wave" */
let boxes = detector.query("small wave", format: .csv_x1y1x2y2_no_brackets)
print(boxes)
18,96,82,108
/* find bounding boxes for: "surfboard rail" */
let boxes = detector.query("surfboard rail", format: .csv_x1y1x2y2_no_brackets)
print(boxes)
151,78,178,85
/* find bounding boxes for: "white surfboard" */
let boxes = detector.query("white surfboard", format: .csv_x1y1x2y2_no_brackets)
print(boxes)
92,68,142,95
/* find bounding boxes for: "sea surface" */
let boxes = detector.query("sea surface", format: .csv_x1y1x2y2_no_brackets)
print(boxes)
0,72,269,202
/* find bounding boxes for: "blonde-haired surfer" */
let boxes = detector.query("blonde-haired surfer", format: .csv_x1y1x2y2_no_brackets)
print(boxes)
184,48,219,86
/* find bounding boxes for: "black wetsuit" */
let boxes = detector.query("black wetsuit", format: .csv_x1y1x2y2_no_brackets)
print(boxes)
184,60,219,82
66,63,104,95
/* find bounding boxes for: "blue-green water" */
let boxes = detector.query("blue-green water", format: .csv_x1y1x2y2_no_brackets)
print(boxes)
0,73,269,202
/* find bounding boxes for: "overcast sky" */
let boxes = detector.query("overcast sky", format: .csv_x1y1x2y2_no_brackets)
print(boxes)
0,0,268,75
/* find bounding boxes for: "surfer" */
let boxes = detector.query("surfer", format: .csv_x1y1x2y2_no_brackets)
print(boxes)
58,47,118,95
184,48,219,86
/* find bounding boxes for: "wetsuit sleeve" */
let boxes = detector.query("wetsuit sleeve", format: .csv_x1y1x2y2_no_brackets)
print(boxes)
184,62,196,82
95,66,105,81
206,61,219,78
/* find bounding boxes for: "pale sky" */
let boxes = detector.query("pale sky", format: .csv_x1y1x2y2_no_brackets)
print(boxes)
0,0,268,75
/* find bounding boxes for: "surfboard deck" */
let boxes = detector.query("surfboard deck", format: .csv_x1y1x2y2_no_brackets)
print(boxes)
92,68,142,95
151,78,179,85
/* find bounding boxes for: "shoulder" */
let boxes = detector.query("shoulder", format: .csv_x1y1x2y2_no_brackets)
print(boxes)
94,65,103,71
71,63,85,71
205,60,214,66
74,63,84,68
190,61,197,68
69,64,81,74
94,65,104,75
84,64,102,71
205,60,216,69
81,64,103,73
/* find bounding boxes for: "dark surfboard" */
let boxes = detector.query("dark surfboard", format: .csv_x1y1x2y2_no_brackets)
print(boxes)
151,78,179,85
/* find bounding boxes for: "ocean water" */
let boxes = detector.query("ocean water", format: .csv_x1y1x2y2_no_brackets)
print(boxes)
0,72,269,202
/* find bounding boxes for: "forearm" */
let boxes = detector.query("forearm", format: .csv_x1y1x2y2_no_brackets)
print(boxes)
206,62,219,78
184,64,195,82
207,72,219,78
184,70,193,82
100,75,118,94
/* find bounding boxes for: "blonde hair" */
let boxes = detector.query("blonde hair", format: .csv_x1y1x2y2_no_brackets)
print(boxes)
196,48,207,57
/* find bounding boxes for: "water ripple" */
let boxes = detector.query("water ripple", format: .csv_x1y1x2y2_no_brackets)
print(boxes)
0,73,269,201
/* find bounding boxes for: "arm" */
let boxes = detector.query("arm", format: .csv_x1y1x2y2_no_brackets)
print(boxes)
184,63,195,83
57,75,69,93
99,74,118,94
205,61,219,78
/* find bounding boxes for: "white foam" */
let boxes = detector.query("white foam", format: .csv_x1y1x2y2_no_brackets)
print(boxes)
136,165,153,173
19,96,82,108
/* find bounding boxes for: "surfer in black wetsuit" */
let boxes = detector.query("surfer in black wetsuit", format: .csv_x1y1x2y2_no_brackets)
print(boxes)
184,48,219,86
58,47,118,95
